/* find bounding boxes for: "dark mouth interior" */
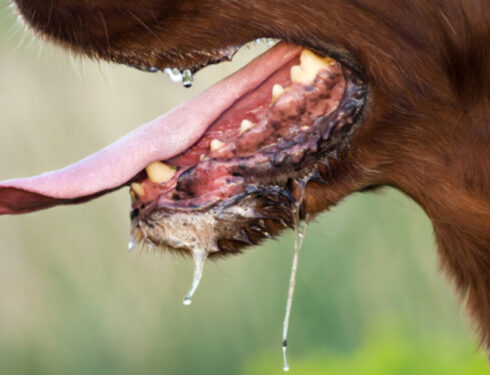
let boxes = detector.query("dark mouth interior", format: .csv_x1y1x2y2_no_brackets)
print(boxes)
130,45,366,221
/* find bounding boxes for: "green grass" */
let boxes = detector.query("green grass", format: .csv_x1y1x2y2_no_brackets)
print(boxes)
243,328,488,375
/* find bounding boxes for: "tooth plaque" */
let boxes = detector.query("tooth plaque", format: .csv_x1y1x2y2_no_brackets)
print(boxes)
146,161,177,184
290,49,334,85
239,119,256,135
210,139,226,152
131,182,146,198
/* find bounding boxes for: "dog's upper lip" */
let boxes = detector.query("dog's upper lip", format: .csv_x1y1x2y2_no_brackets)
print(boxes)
0,43,302,214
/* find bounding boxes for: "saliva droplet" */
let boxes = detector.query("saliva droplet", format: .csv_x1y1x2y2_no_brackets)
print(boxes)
182,69,193,88
164,67,183,83
145,239,155,251
267,38,278,47
182,248,208,306
282,341,290,372
128,237,136,251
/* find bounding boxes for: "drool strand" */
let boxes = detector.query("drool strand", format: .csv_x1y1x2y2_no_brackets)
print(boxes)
183,247,208,305
281,182,309,372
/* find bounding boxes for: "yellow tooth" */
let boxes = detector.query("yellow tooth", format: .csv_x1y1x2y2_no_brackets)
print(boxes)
300,49,332,68
130,182,145,198
199,153,206,161
272,84,285,102
290,65,303,83
239,119,256,135
145,161,177,184
291,49,333,84
210,139,226,152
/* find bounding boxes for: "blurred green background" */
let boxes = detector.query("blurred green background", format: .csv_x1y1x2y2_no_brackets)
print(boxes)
0,1,487,374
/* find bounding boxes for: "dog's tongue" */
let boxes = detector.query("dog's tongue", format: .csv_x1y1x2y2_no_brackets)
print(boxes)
0,43,302,214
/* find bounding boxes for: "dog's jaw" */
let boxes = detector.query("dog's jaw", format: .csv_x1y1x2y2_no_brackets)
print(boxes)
129,62,366,257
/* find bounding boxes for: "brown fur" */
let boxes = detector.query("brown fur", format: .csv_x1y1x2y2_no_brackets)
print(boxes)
12,0,490,350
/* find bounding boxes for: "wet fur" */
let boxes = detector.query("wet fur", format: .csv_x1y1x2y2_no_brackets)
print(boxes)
13,0,490,351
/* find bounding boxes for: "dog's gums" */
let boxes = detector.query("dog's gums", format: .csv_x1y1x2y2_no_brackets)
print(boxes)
2,0,489,360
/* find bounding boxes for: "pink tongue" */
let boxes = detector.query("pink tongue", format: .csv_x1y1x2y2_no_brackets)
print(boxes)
0,43,302,214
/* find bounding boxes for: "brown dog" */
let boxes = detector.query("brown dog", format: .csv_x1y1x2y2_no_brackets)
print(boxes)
1,0,489,352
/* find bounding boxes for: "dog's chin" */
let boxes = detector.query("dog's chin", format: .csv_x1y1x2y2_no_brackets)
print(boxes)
129,43,367,257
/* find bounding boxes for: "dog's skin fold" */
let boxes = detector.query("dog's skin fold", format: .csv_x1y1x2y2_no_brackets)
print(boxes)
12,0,490,351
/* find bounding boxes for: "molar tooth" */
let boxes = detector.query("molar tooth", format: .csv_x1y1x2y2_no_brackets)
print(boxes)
145,161,177,184
272,84,285,102
239,119,256,135
130,182,145,198
210,139,226,151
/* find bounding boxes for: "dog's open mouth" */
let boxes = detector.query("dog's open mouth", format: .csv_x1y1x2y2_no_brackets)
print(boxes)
0,42,366,257
1,39,367,365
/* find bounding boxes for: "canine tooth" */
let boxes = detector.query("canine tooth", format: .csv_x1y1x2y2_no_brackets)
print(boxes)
145,161,177,184
239,119,256,135
210,139,226,151
291,49,334,84
199,154,206,161
130,182,145,197
290,65,303,83
272,84,285,102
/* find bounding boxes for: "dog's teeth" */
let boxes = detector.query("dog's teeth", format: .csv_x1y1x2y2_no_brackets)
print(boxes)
291,49,333,84
145,161,177,184
239,119,256,135
272,84,285,102
199,153,206,161
290,65,303,83
130,182,146,198
210,139,226,151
